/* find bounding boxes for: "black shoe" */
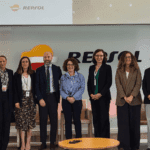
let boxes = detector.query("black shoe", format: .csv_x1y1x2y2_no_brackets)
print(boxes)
50,143,58,148
147,148,150,150
38,144,47,150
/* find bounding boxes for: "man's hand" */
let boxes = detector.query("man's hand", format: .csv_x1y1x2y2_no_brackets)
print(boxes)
39,99,46,107
15,103,20,109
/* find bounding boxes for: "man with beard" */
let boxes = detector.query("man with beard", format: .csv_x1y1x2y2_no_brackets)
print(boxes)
36,51,62,150
0,55,13,150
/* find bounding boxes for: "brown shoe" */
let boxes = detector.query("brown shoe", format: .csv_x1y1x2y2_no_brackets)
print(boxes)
38,144,47,150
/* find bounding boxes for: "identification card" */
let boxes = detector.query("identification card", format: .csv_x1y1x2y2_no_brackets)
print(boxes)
26,91,30,97
94,78,96,86
2,85,7,92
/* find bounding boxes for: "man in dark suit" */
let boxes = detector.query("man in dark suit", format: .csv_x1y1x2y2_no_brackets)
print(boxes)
0,55,14,150
142,68,150,150
36,51,62,150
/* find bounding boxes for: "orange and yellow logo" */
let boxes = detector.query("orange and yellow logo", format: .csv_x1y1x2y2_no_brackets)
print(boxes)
10,4,20,11
21,44,55,70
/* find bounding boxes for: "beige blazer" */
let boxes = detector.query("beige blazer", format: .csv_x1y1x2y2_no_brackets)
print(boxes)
115,68,142,106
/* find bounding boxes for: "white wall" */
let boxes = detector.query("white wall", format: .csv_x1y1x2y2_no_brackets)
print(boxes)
0,25,149,127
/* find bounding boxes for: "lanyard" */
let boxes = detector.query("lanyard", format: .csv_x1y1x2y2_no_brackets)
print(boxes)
94,71,97,86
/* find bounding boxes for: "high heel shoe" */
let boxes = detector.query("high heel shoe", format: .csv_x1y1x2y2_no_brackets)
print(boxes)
25,145,30,150
21,146,26,150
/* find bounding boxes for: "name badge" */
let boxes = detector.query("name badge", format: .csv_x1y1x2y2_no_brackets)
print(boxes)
2,85,7,92
26,91,30,97
94,78,96,86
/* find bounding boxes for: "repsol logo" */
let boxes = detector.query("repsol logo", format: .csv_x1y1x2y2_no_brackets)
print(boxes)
68,51,141,63
23,6,44,10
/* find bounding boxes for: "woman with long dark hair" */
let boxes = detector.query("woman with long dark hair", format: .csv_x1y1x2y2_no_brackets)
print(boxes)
14,56,36,150
115,51,142,150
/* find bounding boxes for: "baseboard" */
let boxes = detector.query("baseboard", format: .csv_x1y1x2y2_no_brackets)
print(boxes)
9,125,148,136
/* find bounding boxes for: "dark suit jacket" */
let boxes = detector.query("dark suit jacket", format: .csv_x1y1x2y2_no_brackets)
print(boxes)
36,65,62,103
0,68,14,112
115,68,142,106
142,68,150,104
87,63,112,101
14,71,37,106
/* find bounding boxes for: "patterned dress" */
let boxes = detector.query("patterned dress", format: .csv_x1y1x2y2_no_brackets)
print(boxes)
15,75,36,131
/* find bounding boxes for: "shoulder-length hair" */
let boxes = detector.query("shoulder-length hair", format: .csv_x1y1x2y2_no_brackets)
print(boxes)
118,51,139,72
63,57,79,72
16,56,34,74
92,49,107,65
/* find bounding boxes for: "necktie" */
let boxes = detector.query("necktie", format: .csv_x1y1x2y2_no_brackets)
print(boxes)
46,66,50,93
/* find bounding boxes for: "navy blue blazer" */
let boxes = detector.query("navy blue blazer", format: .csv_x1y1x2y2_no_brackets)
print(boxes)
0,68,14,112
36,65,62,103
14,71,37,107
87,63,112,101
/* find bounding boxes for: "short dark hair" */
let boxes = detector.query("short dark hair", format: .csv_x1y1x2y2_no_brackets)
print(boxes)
0,55,7,60
16,56,34,75
63,57,79,72
92,49,107,65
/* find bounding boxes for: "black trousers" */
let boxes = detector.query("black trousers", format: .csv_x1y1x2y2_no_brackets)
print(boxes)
91,98,110,138
39,93,58,145
0,93,11,150
117,103,141,150
62,99,82,139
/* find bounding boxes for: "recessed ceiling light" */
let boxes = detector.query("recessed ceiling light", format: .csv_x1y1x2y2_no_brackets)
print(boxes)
97,17,100,20
129,3,132,7
109,4,112,7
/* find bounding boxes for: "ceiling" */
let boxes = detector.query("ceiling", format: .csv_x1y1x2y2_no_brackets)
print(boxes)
73,0,150,24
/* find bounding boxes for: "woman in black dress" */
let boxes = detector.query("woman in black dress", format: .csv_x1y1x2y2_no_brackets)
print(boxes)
14,56,36,150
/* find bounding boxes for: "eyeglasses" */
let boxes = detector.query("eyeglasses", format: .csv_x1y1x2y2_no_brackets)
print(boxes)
67,64,74,66
125,56,131,59
95,55,104,58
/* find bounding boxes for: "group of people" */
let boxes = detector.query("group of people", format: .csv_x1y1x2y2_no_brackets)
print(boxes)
0,49,150,150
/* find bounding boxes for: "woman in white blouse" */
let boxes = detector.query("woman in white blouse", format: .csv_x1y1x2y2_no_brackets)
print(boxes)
14,57,36,150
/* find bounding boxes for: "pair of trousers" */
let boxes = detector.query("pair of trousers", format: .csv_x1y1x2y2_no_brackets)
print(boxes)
39,93,58,145
117,103,141,150
91,98,110,138
0,94,11,150
62,99,82,139
145,104,150,148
